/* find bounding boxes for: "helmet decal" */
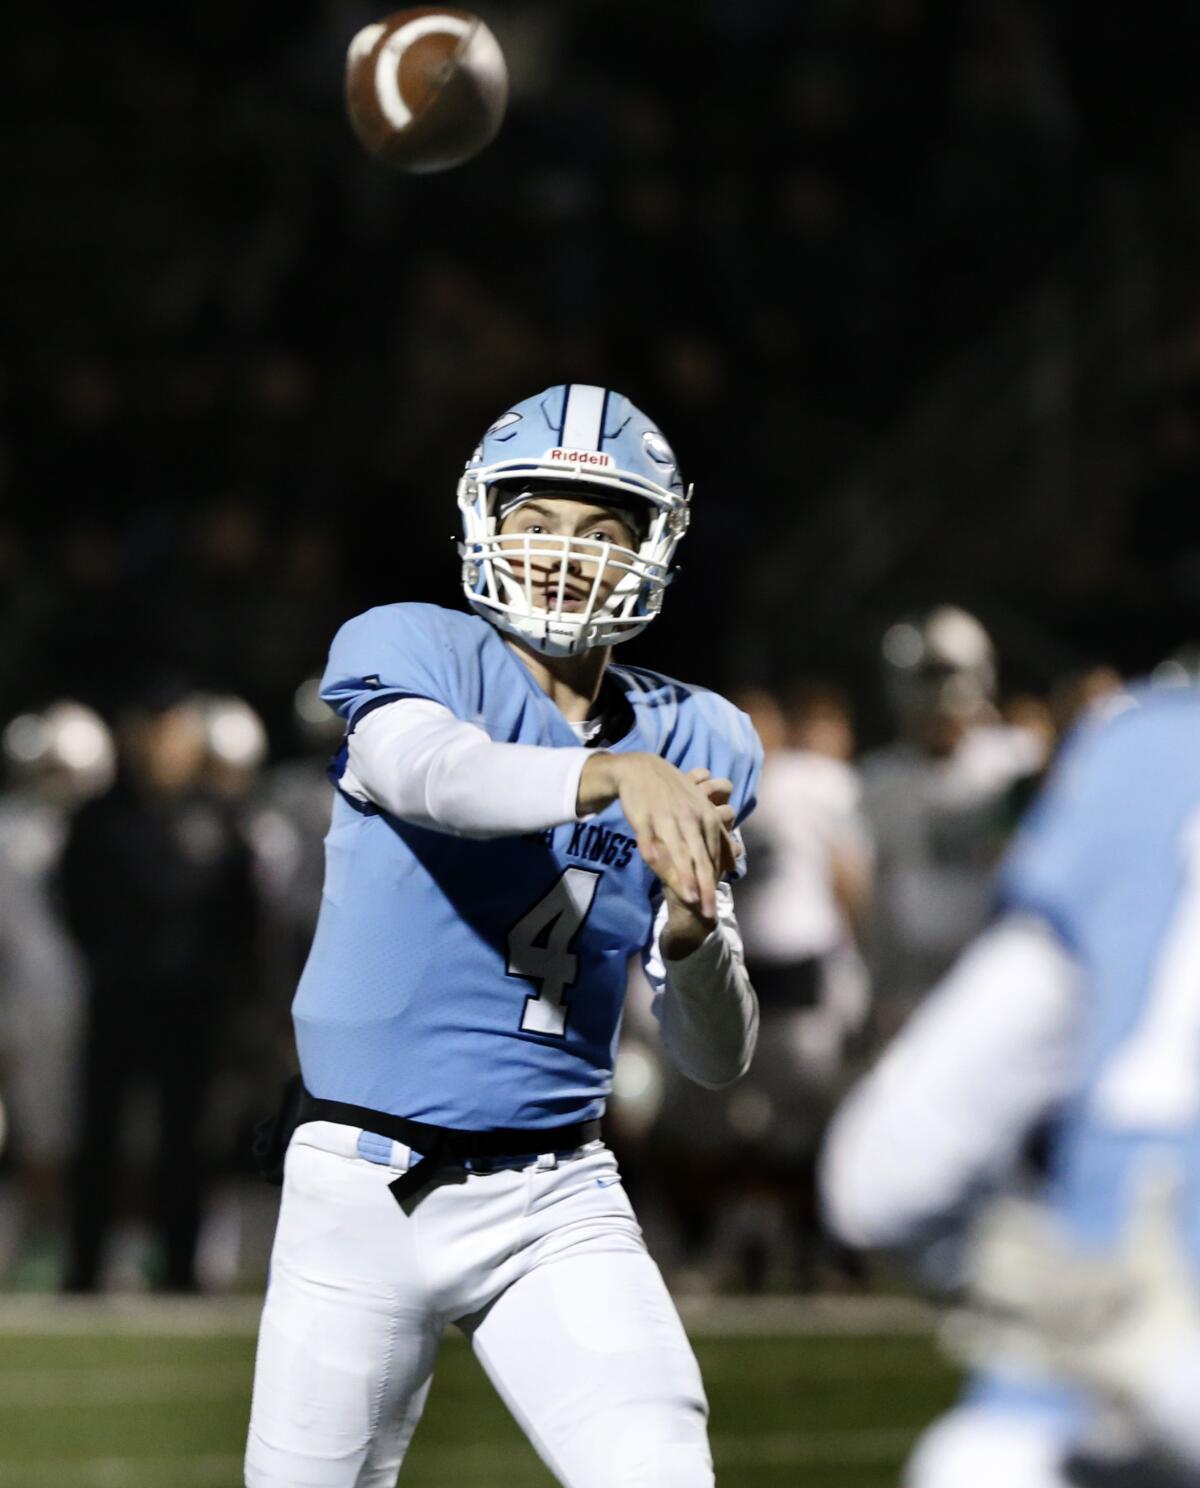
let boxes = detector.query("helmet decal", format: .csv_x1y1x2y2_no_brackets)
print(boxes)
486,410,523,440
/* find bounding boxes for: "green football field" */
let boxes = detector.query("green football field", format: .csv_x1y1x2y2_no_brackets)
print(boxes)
0,1299,960,1487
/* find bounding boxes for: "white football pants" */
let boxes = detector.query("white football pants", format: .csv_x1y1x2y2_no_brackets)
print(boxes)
244,1121,713,1488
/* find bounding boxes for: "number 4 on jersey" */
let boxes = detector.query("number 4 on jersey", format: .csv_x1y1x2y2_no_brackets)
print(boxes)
508,867,601,1037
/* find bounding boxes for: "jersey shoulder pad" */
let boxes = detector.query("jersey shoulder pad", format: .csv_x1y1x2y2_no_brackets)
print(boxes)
320,602,486,725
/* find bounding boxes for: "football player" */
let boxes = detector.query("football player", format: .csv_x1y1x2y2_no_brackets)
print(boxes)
860,605,1047,1035
244,385,762,1488
0,702,113,1284
821,683,1200,1485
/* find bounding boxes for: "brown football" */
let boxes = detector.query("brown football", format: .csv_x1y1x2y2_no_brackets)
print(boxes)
345,8,508,173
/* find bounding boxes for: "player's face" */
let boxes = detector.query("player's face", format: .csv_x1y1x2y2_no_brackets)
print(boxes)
497,497,638,614
123,704,207,794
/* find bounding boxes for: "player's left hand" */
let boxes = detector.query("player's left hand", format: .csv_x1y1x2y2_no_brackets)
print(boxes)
685,767,742,873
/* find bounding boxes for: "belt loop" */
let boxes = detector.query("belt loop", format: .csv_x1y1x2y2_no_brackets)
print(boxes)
535,1152,558,1172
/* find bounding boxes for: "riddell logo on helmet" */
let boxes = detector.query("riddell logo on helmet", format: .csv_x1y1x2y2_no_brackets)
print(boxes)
547,448,615,468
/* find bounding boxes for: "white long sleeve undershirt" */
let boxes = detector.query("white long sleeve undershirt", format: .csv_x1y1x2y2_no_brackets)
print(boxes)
344,696,591,838
343,696,758,1088
644,884,759,1088
820,913,1081,1250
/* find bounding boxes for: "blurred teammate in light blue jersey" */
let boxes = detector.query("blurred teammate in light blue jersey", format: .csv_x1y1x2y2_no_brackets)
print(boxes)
245,385,762,1488
822,684,1200,1487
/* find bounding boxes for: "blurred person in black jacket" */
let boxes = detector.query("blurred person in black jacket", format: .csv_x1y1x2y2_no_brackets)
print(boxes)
59,684,256,1292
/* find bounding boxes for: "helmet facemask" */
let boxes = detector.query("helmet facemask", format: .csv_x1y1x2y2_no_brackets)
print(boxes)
457,466,690,656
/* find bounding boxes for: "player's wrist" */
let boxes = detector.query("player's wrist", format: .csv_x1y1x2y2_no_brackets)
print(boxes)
661,895,718,959
577,751,620,814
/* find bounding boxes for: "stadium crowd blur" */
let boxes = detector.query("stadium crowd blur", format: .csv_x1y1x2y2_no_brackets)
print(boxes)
4,0,1200,1289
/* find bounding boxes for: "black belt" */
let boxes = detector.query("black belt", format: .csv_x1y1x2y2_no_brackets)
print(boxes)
290,1082,601,1206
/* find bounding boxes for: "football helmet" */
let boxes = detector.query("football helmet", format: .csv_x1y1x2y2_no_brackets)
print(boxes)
193,694,268,772
1151,642,1200,689
457,384,691,655
881,605,997,721
2,700,115,803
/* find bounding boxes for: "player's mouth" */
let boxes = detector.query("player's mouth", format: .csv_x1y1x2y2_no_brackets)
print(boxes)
530,577,592,610
539,590,590,612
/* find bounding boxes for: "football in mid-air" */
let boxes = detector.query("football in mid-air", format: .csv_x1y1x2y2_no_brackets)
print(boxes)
345,8,508,173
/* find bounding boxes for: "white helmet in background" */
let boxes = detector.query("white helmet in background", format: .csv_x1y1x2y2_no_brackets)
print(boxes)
193,694,269,772
2,701,116,803
1151,643,1200,690
881,605,998,723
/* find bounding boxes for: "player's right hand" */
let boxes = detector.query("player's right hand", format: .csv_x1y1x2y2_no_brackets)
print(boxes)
577,752,729,920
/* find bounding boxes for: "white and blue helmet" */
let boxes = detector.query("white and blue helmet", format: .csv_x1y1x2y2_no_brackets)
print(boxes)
457,384,692,656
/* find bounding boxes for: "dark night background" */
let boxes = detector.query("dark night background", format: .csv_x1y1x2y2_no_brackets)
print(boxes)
5,0,1200,742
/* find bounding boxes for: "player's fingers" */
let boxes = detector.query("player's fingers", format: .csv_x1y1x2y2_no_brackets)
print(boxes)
686,766,712,786
651,851,690,906
699,806,725,875
625,801,660,868
694,843,718,922
636,832,660,872
714,803,736,831
717,826,741,877
620,793,660,861
654,816,700,908
678,814,718,920
698,776,733,807
704,821,731,903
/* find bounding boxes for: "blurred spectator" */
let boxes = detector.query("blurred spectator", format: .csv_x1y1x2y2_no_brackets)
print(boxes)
0,702,114,1286
860,605,1047,1033
195,692,270,802
58,685,258,1292
1048,662,1126,739
247,677,340,1018
710,683,874,1290
999,690,1056,761
736,683,873,1092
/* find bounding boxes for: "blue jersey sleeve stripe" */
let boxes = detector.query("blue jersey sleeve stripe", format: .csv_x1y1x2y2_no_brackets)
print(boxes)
333,783,379,817
346,690,440,733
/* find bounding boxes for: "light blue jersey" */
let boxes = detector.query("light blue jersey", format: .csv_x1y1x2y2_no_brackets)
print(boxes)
292,602,762,1130
1000,688,1200,1265
969,687,1200,1425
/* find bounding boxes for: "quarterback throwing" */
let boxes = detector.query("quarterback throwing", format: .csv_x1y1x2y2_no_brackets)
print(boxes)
244,384,762,1488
